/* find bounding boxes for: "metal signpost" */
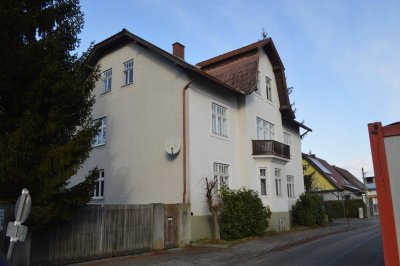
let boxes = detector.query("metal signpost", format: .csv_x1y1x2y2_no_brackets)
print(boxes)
6,188,31,261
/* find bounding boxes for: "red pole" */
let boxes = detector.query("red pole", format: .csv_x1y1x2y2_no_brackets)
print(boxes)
368,122,399,266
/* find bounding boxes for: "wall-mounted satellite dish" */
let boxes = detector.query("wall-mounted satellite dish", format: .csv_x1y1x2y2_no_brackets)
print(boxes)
164,137,181,155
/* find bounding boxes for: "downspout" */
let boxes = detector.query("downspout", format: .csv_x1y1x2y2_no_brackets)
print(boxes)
182,73,199,204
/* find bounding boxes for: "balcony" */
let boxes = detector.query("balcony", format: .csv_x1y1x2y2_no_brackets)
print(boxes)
252,140,290,161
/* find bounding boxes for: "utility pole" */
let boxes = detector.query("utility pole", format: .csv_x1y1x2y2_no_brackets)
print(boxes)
362,167,370,218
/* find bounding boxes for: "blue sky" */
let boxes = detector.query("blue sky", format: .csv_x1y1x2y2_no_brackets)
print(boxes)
78,0,400,179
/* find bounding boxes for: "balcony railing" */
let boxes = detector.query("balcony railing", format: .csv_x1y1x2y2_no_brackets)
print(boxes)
252,140,290,159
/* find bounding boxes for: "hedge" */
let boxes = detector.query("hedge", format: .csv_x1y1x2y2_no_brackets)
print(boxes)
292,193,325,227
324,199,366,219
219,187,271,240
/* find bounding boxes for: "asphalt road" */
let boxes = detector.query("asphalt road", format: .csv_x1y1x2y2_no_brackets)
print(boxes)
244,218,383,266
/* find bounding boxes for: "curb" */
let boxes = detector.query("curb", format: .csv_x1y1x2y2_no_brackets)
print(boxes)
191,243,229,249
265,228,347,253
258,222,369,255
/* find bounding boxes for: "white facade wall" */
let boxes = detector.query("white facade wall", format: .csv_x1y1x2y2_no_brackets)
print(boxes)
241,49,304,213
188,48,304,217
71,43,188,205
188,81,241,216
283,125,305,209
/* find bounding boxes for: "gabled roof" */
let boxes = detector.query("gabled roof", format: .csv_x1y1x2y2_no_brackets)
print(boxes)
197,38,295,120
333,166,367,192
303,154,363,193
86,29,245,95
86,29,310,131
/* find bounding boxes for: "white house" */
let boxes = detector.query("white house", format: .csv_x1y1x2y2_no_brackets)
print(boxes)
70,29,311,241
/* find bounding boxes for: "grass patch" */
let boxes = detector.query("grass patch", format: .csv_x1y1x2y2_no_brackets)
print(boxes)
193,236,260,247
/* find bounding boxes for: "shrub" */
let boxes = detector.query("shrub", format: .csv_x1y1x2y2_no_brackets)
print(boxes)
292,193,325,227
324,199,366,219
219,187,271,240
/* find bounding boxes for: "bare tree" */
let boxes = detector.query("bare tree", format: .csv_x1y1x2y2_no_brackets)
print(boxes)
204,177,221,240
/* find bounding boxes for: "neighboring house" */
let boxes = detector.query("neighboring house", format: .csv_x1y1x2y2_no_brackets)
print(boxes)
364,176,379,216
302,154,364,201
333,165,366,195
70,29,311,240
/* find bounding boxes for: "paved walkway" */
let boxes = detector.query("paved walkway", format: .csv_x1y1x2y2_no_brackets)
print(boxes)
68,217,377,266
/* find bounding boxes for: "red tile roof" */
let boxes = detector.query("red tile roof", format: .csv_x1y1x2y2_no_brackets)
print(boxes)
197,38,295,119
333,166,367,192
199,50,259,94
197,39,268,68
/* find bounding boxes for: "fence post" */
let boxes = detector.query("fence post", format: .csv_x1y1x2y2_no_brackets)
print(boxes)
152,204,164,250
177,203,191,247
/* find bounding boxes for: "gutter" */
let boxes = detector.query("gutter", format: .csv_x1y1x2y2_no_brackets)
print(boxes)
182,74,199,204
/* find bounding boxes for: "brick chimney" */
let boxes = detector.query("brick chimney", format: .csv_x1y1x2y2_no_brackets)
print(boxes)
172,42,185,60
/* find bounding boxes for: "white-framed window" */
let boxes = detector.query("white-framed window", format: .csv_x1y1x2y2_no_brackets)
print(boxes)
283,132,291,146
259,168,267,196
92,117,107,147
213,162,229,190
257,117,274,140
266,76,272,101
287,175,295,198
93,170,105,199
102,68,112,94
275,168,282,196
211,102,228,137
123,59,134,86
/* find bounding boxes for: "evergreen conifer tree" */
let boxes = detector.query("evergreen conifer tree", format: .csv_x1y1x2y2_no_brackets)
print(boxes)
0,0,100,229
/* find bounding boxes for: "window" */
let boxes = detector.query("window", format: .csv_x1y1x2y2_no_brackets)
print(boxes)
257,117,274,140
93,170,105,199
287,175,295,198
259,168,267,196
212,103,227,137
92,117,107,147
265,77,272,101
283,132,291,146
102,69,112,94
275,168,282,196
123,59,134,86
213,162,229,189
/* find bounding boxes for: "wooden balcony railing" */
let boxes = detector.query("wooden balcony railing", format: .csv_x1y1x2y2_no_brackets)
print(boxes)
252,140,290,159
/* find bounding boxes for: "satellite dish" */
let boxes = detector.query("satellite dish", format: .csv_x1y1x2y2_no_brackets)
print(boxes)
165,137,181,155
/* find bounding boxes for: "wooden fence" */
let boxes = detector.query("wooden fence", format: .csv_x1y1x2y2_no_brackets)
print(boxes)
0,203,190,266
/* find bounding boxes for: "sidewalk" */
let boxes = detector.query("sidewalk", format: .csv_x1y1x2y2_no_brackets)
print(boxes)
68,217,376,266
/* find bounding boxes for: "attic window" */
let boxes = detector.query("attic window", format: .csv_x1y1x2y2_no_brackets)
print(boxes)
266,76,272,101
123,59,134,86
